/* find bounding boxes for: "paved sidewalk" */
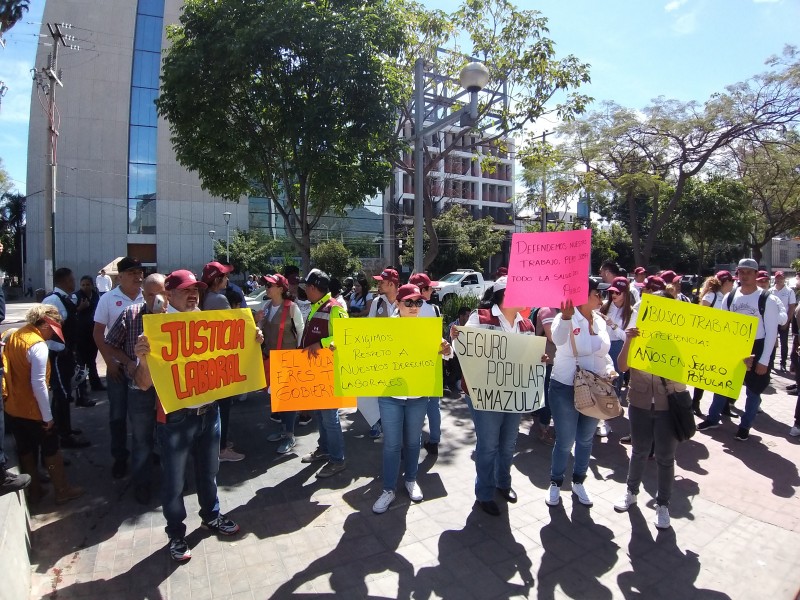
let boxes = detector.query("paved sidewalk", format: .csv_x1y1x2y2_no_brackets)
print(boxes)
21,364,800,599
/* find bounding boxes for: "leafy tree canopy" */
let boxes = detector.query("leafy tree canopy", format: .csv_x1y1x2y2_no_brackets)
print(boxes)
0,0,29,35
310,240,362,280
157,0,409,272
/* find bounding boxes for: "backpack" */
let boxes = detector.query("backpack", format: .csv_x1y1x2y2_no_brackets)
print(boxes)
45,291,78,349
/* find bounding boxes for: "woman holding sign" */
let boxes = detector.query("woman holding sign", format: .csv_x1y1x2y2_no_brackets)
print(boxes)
372,284,453,514
546,279,614,508
613,291,685,530
452,277,539,517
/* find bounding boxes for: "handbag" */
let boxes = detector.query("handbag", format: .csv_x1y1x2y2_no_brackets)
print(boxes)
263,301,291,387
660,377,696,441
570,321,623,420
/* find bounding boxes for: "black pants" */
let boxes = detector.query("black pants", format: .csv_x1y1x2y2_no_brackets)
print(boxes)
76,335,102,387
6,414,59,458
49,350,75,438
778,326,790,368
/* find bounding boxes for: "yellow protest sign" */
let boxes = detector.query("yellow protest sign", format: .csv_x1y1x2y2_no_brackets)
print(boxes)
270,349,356,411
333,317,443,397
629,294,757,399
142,309,267,413
453,326,547,412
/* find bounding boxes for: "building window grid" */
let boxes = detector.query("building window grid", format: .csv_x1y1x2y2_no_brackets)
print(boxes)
127,0,164,235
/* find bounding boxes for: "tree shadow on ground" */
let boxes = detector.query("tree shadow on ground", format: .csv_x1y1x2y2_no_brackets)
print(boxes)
616,505,731,600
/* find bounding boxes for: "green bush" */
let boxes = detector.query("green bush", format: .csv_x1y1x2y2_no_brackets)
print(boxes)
440,293,480,331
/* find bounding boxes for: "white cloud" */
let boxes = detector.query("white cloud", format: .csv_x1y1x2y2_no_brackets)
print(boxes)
672,10,698,35
665,0,689,11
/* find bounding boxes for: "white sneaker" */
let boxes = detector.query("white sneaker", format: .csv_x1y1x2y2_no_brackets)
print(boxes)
372,490,396,514
596,421,611,437
654,504,671,529
613,490,637,512
790,426,800,437
219,447,245,462
545,483,561,506
572,482,593,506
405,481,423,502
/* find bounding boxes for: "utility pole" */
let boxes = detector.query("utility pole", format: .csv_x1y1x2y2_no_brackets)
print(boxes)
540,130,550,233
40,23,77,287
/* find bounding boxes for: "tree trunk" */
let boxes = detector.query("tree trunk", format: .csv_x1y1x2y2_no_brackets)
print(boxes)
625,190,645,266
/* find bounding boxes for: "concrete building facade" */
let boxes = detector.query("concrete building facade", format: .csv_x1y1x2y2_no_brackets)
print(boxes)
26,0,248,289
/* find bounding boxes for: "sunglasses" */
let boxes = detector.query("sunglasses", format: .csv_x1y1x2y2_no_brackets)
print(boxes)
610,291,621,296
402,299,424,308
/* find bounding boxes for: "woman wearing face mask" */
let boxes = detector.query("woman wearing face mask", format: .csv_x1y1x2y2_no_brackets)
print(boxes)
372,284,453,514
546,279,614,508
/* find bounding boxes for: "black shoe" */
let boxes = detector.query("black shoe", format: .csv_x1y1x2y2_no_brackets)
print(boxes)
692,407,704,417
76,398,97,407
619,435,632,445
133,485,151,505
735,427,750,441
423,441,438,455
476,500,501,516
60,434,91,449
112,459,128,479
720,405,738,419
787,384,798,393
496,487,517,503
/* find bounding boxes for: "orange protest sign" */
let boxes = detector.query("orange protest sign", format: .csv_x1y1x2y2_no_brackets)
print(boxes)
270,349,356,411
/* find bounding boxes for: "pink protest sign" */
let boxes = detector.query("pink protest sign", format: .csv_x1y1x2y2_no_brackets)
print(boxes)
504,230,592,307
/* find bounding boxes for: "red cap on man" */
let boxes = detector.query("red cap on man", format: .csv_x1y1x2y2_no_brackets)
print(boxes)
373,269,400,284
201,261,234,284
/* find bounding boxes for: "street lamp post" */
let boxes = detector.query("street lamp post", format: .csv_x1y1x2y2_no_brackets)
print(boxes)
413,59,490,274
208,230,216,261
223,211,232,263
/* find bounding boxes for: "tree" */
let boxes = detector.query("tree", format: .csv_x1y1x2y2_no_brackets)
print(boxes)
400,204,504,276
391,0,591,270
731,135,800,263
677,176,754,272
310,240,362,279
518,139,583,228
157,0,409,273
0,0,29,35
215,229,281,276
558,46,800,266
0,191,26,279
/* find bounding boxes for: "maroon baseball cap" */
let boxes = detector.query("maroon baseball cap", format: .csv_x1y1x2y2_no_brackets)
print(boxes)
495,266,508,278
409,273,438,288
261,273,289,290
645,276,666,291
201,261,234,284
397,284,423,302
775,271,785,278
608,277,629,294
715,270,733,284
633,267,646,275
756,270,770,281
373,269,400,284
660,270,681,284
165,270,208,291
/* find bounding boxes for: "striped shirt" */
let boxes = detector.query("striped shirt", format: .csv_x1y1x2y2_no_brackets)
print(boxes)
105,302,147,361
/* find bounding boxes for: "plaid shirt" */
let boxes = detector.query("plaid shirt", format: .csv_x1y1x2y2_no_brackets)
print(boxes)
105,302,147,361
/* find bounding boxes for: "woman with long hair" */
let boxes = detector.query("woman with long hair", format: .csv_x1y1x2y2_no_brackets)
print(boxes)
347,276,373,317
546,279,614,508
613,291,686,530
262,274,306,454
599,276,636,396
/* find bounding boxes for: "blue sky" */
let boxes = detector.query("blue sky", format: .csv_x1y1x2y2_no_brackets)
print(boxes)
1,0,799,195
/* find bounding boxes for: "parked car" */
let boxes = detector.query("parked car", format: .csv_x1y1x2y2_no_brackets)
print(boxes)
430,269,494,304
245,286,268,312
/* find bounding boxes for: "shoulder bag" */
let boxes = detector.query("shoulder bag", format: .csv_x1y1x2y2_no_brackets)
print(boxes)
570,319,623,420
660,377,696,441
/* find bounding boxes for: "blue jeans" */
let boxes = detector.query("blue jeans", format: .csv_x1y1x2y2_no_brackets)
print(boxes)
426,398,441,444
549,379,598,485
128,387,157,487
107,376,130,462
379,397,428,491
535,364,553,427
466,395,522,501
315,409,344,463
280,411,297,436
157,404,221,539
709,387,761,429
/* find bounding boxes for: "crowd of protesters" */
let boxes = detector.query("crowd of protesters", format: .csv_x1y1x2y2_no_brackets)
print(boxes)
2,253,800,564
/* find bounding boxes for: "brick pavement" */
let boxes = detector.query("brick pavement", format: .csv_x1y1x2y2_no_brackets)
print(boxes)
21,363,800,599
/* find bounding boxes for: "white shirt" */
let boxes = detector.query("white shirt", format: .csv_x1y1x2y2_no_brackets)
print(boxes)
419,301,441,317
701,291,724,309
604,303,637,342
368,294,397,318
95,285,144,332
465,304,527,332
29,341,52,421
721,288,781,365
551,310,614,386
770,285,796,314
296,299,312,323
96,274,113,293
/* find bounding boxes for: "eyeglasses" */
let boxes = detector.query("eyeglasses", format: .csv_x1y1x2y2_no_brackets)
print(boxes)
610,291,621,296
402,299,424,308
